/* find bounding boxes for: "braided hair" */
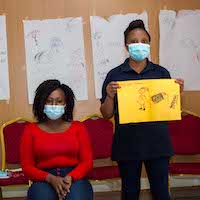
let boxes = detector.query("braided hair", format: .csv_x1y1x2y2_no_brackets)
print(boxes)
33,79,75,122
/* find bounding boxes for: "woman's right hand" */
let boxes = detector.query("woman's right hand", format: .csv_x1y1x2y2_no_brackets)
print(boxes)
45,174,68,200
106,81,120,99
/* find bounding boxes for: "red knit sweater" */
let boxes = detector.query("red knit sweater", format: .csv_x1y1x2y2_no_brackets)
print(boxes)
20,121,93,181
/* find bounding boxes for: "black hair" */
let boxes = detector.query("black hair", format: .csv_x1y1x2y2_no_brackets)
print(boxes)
124,19,151,44
33,79,75,122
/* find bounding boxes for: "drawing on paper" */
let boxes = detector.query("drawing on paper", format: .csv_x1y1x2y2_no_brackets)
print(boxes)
117,79,181,124
34,37,64,64
180,38,200,63
71,48,85,68
92,32,103,47
0,15,10,100
23,17,88,103
169,95,178,109
90,12,149,98
26,30,40,46
65,18,78,32
49,37,64,52
151,92,168,104
159,10,200,90
137,87,149,111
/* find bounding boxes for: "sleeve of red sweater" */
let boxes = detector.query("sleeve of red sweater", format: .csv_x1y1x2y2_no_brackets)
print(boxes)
20,124,49,181
68,122,93,181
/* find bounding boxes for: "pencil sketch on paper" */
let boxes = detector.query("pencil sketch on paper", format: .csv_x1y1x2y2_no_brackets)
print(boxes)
71,48,85,68
92,32,103,47
49,37,64,52
23,17,88,103
180,38,200,63
151,92,178,109
137,87,149,111
159,10,200,90
90,12,149,99
34,37,64,64
0,15,10,100
151,92,168,104
0,49,7,64
65,18,79,33
26,30,40,46
169,95,178,109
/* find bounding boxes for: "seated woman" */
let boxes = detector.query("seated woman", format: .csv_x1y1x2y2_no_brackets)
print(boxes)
20,79,93,200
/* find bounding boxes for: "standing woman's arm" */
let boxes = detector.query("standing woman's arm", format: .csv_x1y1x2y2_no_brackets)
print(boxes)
100,73,120,120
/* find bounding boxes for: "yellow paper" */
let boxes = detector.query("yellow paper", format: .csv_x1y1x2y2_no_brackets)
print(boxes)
117,79,181,124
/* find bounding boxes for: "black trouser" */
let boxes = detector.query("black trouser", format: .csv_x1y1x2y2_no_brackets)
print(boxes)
118,157,170,200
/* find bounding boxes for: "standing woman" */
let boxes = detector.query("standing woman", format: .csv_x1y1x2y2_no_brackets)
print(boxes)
20,79,93,200
100,20,184,200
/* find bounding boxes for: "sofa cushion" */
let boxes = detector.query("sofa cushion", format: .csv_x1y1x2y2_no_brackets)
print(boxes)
82,118,113,159
169,163,200,175
168,114,200,154
0,176,29,186
86,166,120,180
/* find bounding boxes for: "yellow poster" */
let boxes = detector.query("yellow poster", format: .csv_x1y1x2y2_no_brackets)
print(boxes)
117,79,181,124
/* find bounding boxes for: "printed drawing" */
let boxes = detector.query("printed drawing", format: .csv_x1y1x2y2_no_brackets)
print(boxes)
34,37,64,64
137,87,149,111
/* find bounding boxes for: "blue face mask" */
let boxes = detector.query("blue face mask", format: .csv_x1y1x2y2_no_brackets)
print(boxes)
43,105,65,120
128,43,150,61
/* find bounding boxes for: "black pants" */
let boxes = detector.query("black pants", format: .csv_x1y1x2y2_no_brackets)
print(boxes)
118,157,170,200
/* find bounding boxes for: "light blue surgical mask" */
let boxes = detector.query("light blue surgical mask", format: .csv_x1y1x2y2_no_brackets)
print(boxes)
128,43,150,61
43,105,65,120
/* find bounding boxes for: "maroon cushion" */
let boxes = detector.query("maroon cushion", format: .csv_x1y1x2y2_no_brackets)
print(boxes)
3,121,30,163
0,176,29,186
168,114,200,154
169,163,200,175
86,166,120,180
82,118,113,159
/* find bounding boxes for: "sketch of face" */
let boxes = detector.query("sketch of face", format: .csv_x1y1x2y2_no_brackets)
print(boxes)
45,88,66,106
138,87,148,94
49,37,64,52
138,87,145,94
126,29,150,50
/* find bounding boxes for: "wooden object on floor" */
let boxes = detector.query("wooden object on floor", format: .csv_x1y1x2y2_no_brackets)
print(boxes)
1,187,200,200
171,186,200,200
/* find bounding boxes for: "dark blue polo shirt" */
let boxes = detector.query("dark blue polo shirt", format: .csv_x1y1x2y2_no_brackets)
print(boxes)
101,58,174,161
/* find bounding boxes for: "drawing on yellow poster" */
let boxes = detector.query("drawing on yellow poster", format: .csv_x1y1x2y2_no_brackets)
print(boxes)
117,79,181,124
